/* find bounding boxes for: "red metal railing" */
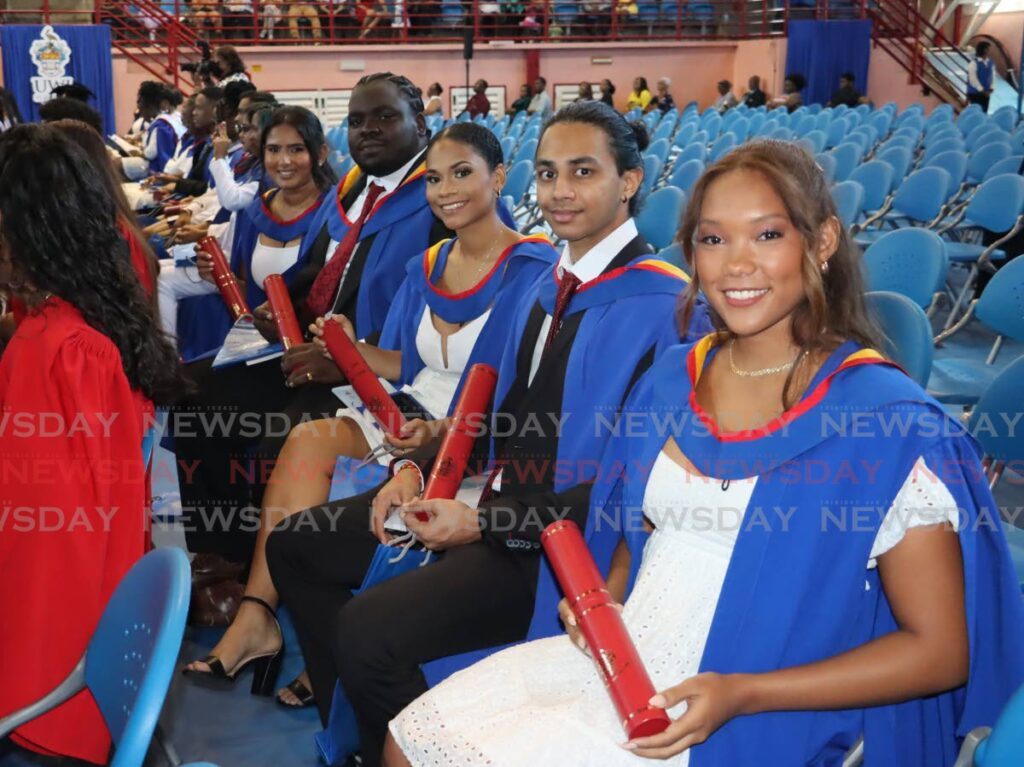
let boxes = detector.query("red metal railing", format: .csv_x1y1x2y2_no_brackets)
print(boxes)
1,0,969,106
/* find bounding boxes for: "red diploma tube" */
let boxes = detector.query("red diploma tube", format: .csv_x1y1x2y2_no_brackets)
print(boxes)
421,363,498,509
541,520,670,739
263,274,304,349
321,320,406,438
198,236,250,321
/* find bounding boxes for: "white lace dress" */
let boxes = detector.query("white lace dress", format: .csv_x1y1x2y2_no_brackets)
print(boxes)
389,452,958,765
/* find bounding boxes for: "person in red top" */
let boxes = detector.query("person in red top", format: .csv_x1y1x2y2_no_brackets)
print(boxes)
0,124,181,765
465,79,491,119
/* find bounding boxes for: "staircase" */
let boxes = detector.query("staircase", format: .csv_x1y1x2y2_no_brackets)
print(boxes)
865,0,973,108
99,0,203,91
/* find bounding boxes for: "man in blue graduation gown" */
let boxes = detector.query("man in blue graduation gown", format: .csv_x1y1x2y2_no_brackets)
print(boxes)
172,73,451,592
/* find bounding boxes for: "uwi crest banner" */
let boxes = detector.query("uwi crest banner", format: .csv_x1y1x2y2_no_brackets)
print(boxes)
0,24,116,134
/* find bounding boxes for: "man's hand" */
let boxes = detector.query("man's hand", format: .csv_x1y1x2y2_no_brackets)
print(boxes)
370,467,423,543
252,301,279,342
281,342,343,387
400,498,482,551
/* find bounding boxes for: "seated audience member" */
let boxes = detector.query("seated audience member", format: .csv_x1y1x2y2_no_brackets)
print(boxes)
51,120,159,300
424,83,444,117
0,124,180,767
465,79,491,119
527,76,553,121
576,82,594,102
651,76,675,113
771,73,805,112
509,84,533,115
625,76,652,111
580,0,611,35
714,79,738,113
384,140,1024,767
156,101,277,338
265,101,709,765
158,86,223,199
184,123,557,707
829,72,863,108
356,0,388,38
289,0,324,37
261,0,283,38
39,97,104,134
170,73,452,614
599,78,616,107
742,74,766,108
122,81,179,181
222,0,255,40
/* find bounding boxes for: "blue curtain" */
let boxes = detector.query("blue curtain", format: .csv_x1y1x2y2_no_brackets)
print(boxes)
785,20,872,107
0,25,116,134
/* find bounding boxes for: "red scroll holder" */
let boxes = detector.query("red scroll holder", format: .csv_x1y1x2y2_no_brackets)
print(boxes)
263,274,304,350
541,520,671,739
321,320,406,438
411,363,499,520
198,236,251,321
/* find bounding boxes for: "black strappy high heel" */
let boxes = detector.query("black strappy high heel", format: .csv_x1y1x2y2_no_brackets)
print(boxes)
183,595,284,696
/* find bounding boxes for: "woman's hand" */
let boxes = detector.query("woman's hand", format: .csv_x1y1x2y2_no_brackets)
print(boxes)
370,467,423,543
384,418,447,451
311,315,356,357
624,672,746,759
557,599,622,657
172,223,208,245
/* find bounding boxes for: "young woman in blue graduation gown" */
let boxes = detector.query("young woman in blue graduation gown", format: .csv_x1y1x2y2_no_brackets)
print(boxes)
192,105,334,316
184,123,557,703
385,141,1024,766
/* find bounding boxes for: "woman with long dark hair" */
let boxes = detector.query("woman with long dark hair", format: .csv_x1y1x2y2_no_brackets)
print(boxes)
0,87,23,133
0,124,181,765
383,141,1024,767
50,119,159,299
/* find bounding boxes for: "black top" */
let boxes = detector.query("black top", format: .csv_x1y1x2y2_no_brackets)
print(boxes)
743,88,766,108
830,85,862,109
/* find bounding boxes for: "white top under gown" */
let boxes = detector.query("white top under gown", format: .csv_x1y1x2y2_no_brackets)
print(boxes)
389,452,959,766
337,305,491,460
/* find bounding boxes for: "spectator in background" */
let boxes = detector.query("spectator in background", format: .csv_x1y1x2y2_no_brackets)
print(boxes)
580,0,610,36
742,74,766,107
625,76,652,111
714,79,738,112
0,88,22,133
289,0,324,39
223,0,255,39
599,78,615,107
509,83,532,115
466,79,491,118
261,0,283,38
39,97,104,135
528,76,552,121
651,76,675,113
424,83,444,117
771,73,805,112
215,45,251,84
615,0,638,24
829,72,863,108
966,41,994,113
576,82,594,102
356,0,388,39
190,0,222,37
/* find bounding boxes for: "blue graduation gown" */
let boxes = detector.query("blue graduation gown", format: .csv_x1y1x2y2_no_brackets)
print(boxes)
145,115,178,174
230,187,326,308
584,335,1024,766
298,163,441,338
376,235,557,410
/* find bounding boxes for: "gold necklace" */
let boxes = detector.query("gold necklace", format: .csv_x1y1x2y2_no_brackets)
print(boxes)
466,238,500,282
727,340,802,378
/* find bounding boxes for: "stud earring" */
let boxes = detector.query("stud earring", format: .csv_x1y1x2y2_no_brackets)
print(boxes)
821,260,830,273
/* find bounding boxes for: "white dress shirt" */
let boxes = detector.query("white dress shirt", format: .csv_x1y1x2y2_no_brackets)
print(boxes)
209,155,259,212
324,149,426,315
528,217,639,383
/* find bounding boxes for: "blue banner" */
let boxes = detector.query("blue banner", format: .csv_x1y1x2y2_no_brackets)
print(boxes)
786,20,873,108
0,24,115,134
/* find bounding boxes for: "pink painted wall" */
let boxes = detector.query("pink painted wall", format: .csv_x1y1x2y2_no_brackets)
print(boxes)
865,42,943,113
975,11,1024,55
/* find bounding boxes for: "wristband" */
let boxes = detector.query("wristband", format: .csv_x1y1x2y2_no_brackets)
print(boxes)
392,459,425,494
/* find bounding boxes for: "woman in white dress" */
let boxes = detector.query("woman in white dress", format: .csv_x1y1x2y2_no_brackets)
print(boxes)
185,122,557,706
383,141,1024,765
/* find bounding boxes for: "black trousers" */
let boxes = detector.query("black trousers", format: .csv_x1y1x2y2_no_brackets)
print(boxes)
265,488,540,767
172,356,342,562
966,91,990,113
